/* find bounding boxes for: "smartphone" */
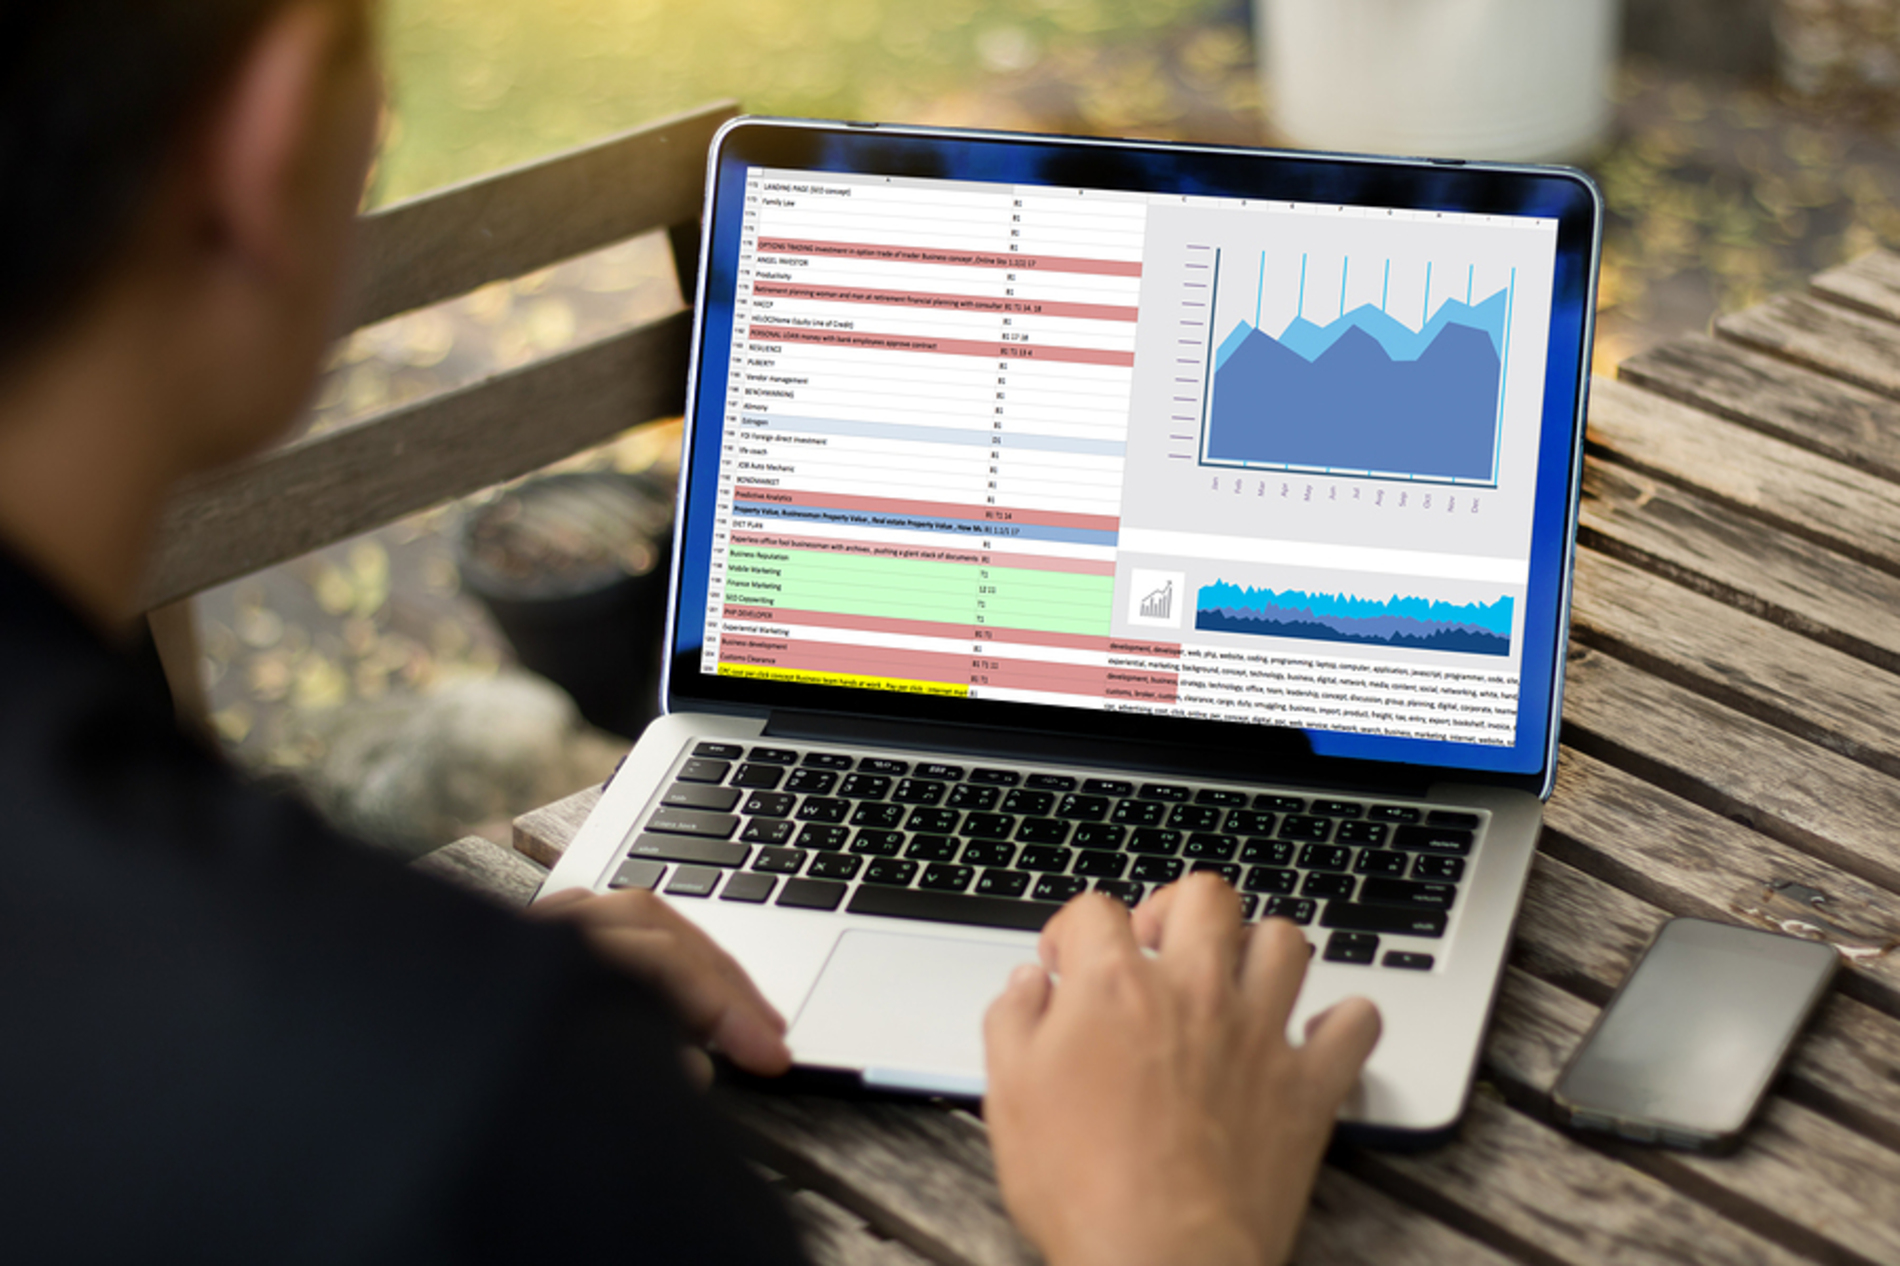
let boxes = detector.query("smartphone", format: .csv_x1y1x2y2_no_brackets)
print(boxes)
1551,917,1838,1153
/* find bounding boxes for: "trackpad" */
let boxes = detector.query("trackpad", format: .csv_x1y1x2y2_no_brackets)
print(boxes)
788,930,1040,1093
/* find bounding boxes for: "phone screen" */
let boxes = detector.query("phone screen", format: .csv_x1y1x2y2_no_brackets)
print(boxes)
1554,918,1837,1140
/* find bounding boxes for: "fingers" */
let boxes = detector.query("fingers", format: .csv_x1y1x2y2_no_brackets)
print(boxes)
984,961,1052,1088
1300,996,1383,1104
1237,916,1313,1030
1037,891,1137,978
1144,873,1244,1002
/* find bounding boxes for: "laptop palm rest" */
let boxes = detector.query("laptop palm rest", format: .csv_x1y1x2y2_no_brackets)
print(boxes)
788,929,1039,1097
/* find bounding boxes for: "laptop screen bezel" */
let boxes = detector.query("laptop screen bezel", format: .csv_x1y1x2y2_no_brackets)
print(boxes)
662,118,1601,799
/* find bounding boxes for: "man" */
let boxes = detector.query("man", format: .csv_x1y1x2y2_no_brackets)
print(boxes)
0,3,1380,1263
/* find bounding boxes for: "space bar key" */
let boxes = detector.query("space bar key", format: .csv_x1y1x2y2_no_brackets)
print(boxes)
847,885,1055,932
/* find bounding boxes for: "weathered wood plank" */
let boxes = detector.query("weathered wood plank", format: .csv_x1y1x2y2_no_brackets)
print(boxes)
1617,334,1900,483
352,101,736,327
1807,249,1900,325
1579,459,1900,673
784,1186,941,1266
1586,375,1900,574
1716,292,1900,402
1485,967,1900,1266
514,783,602,868
143,312,690,608
1295,1168,1520,1266
411,834,548,907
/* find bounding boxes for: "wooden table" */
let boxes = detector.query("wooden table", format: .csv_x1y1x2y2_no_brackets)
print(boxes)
421,252,1900,1265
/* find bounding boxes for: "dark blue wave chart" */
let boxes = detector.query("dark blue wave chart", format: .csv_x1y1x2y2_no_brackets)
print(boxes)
1194,582,1513,656
1205,289,1509,484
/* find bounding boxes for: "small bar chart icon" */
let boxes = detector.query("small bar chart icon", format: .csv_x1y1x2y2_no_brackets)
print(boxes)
1141,580,1174,620
1129,570,1184,628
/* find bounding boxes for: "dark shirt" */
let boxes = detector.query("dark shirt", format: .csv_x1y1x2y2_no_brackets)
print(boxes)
0,546,804,1264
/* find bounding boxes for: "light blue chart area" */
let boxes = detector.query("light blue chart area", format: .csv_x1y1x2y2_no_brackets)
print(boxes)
1194,581,1514,656
1204,252,1513,485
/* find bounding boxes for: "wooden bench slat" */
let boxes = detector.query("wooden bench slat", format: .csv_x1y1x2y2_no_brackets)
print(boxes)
1618,333,1900,482
1297,1168,1521,1266
515,784,603,869
1580,460,1900,673
1716,292,1900,403
1808,249,1900,325
352,101,738,328
411,834,547,906
143,311,690,608
785,1187,940,1266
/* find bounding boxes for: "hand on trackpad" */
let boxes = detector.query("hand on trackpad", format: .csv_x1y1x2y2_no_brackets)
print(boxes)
787,929,1040,1094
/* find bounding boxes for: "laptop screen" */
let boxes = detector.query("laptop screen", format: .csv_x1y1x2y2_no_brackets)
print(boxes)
670,122,1600,785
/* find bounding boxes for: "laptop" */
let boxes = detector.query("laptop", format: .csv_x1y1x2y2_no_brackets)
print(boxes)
540,117,1602,1145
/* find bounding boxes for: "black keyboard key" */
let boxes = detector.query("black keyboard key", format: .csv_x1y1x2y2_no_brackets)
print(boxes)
1354,848,1408,876
1001,789,1055,816
859,757,910,776
849,883,1049,930
1413,855,1466,882
969,768,1021,786
1298,843,1351,872
740,818,795,845
1369,805,1422,823
1392,825,1475,856
850,802,906,830
1032,874,1089,902
976,868,1031,898
1191,861,1241,885
919,863,975,892
1278,815,1332,842
1113,800,1167,827
748,746,800,765
1428,810,1482,829
752,848,806,874
1195,788,1250,808
1071,823,1127,851
1237,894,1258,920
609,859,666,890
801,752,854,770
1082,777,1134,796
1055,794,1111,821
838,773,891,800
947,783,1000,810
665,866,721,897
1140,783,1191,802
795,797,850,823
1026,773,1077,792
1359,877,1457,909
864,858,919,886
1240,838,1295,866
1301,872,1356,900
646,808,741,840
1336,821,1388,846
742,791,796,818
1167,804,1222,831
1384,951,1435,970
907,807,960,834
1128,828,1182,855
1183,832,1238,860
720,872,776,903
1310,799,1364,818
676,759,732,785
1130,856,1184,884
795,824,849,851
1018,845,1073,873
1321,903,1449,937
809,853,862,881
1017,818,1072,846
1263,895,1316,925
692,741,744,759
962,840,1017,868
963,812,1016,840
917,763,965,781
777,878,847,911
1073,851,1128,878
732,763,784,790
906,834,962,862
1095,879,1144,907
892,778,946,805
1225,810,1278,836
785,768,837,794
626,834,748,867
850,830,904,857
1324,931,1379,964
1255,794,1305,812
1242,866,1297,895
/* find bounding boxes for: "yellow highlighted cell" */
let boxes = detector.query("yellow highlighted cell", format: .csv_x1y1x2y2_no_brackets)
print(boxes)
718,664,968,697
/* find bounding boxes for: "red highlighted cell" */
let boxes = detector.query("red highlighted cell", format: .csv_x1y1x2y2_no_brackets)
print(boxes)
756,237,1143,278
752,281,1138,323
743,324,1135,369
734,486,1118,535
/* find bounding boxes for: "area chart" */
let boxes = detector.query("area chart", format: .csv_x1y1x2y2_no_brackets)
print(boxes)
1194,582,1514,656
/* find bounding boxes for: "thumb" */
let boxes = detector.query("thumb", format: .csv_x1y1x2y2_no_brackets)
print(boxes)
1300,995,1383,1105
984,962,1051,1086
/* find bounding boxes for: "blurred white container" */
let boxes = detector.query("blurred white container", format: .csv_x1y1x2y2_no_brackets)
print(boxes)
1258,0,1620,162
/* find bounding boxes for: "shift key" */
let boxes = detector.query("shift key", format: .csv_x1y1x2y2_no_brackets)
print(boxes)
644,808,741,839
625,833,750,867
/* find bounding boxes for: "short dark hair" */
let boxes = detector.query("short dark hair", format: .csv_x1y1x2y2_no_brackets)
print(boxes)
0,1,367,360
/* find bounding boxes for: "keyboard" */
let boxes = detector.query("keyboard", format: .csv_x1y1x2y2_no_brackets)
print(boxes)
608,741,1486,971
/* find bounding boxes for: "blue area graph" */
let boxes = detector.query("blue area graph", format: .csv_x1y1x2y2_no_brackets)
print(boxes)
1194,582,1514,656
1202,252,1513,485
